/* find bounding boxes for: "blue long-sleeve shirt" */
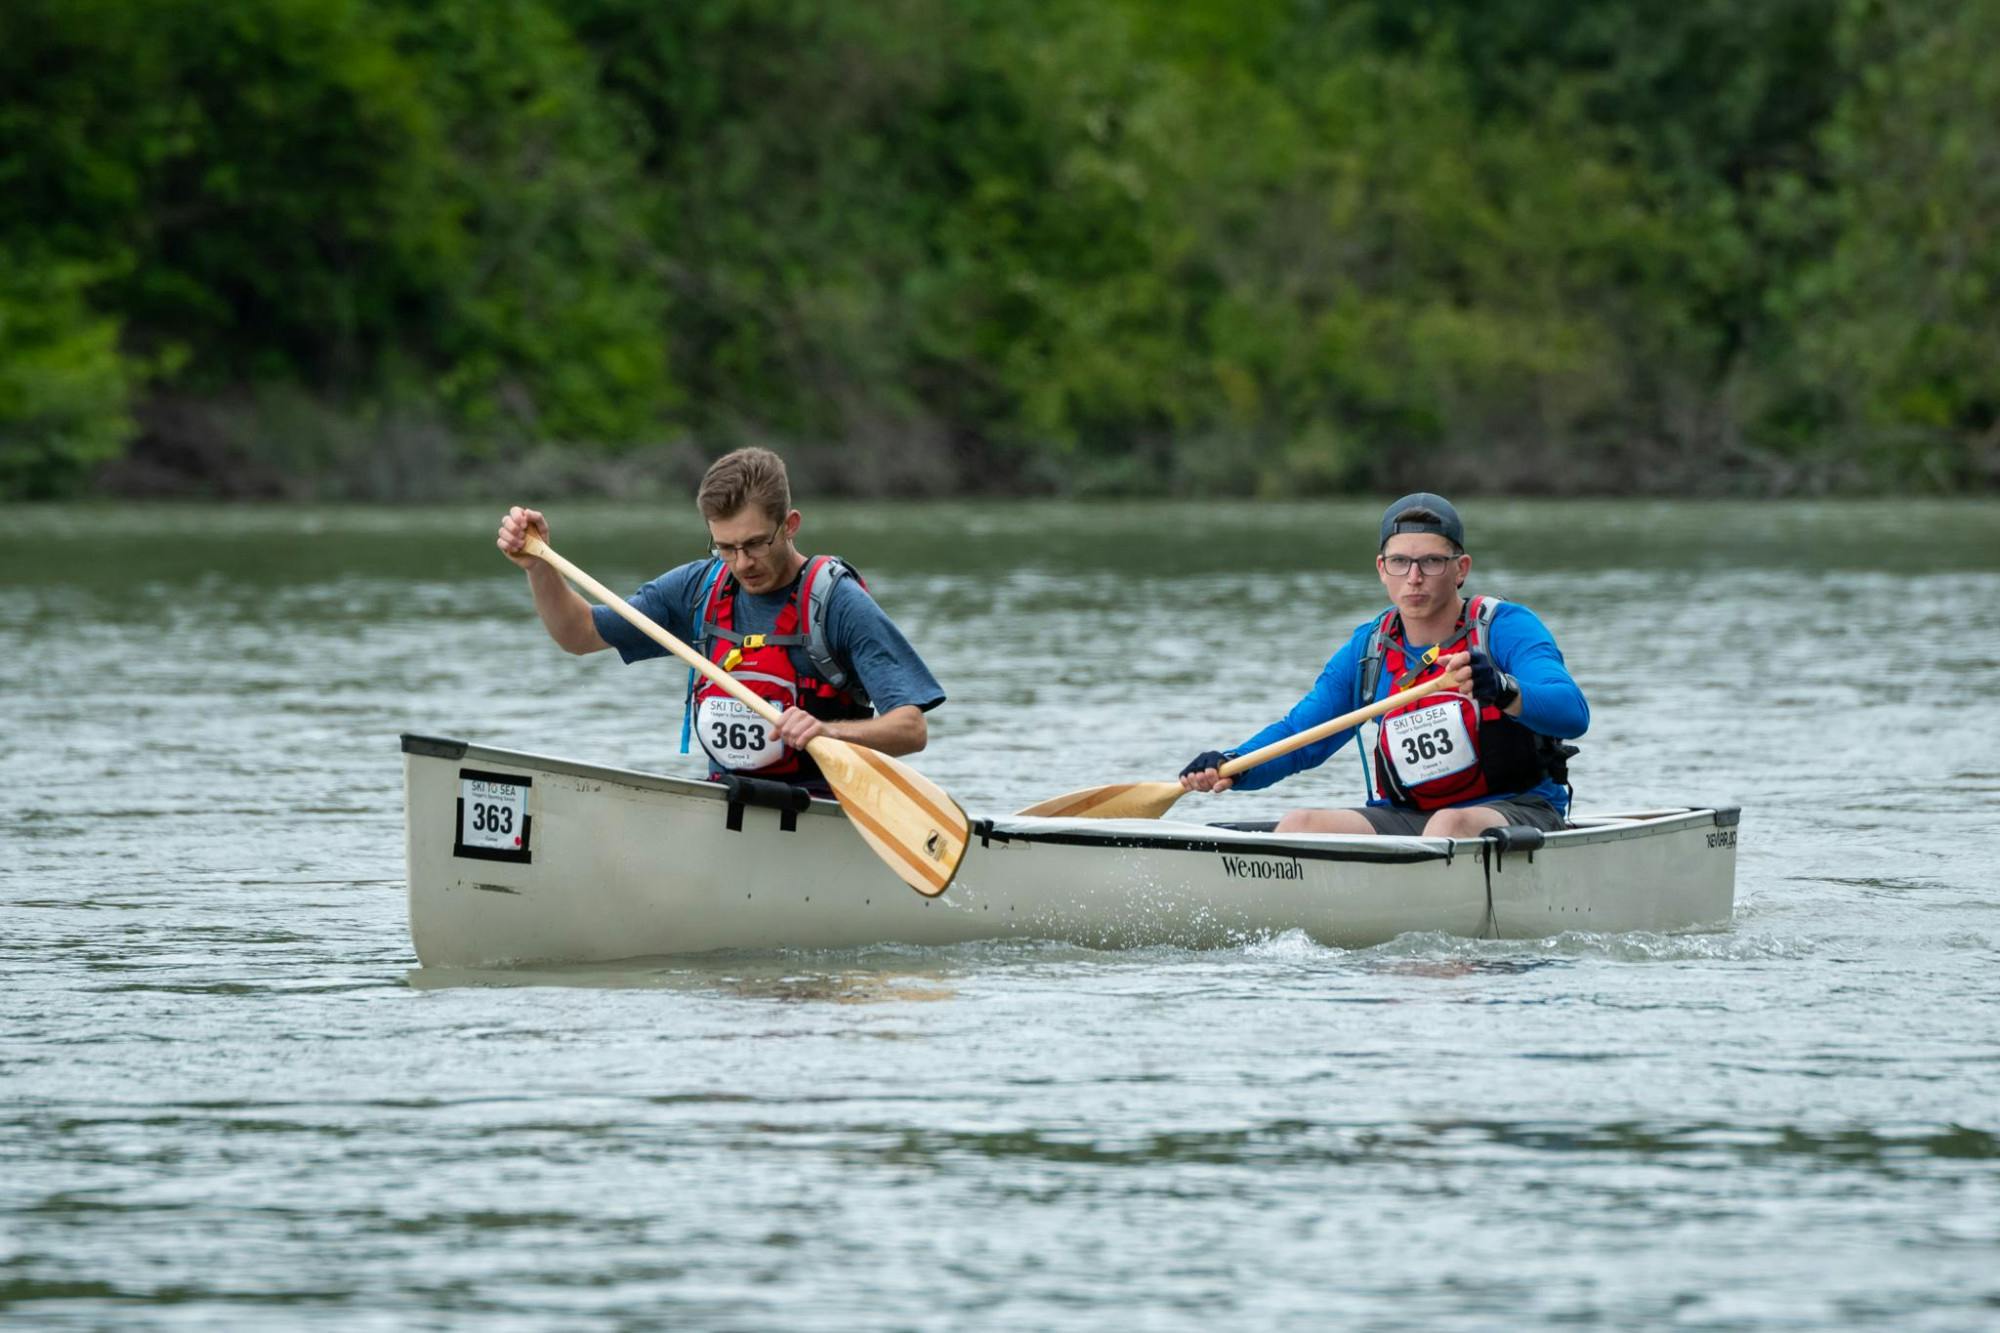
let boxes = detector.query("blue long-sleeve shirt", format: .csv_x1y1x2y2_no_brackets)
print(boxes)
1228,600,1587,813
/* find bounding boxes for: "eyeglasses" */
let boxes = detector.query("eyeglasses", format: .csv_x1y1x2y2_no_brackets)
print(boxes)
709,523,784,560
1380,552,1461,577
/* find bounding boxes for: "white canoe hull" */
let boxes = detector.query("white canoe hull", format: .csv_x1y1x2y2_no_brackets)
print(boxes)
403,736,1739,969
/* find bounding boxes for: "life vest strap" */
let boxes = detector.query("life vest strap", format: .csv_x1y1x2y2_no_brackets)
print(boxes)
681,558,729,755
707,626,809,648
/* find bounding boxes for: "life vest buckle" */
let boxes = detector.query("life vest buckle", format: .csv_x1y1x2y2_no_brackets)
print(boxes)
722,634,769,674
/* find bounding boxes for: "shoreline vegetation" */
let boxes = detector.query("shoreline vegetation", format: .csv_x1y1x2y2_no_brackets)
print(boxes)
4,0,1997,501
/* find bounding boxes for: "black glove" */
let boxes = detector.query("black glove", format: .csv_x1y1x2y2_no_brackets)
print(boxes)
1179,749,1237,778
1466,649,1520,709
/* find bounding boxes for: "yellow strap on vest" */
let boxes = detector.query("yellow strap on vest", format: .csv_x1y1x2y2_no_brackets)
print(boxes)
720,634,766,674
1391,643,1445,693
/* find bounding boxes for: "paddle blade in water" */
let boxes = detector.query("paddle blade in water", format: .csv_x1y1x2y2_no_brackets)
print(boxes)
1015,781,1187,820
810,737,970,898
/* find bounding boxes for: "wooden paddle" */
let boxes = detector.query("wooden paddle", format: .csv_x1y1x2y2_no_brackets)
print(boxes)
520,535,969,897
1016,668,1469,821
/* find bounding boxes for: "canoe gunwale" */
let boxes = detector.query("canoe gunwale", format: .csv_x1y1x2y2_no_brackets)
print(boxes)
400,733,1739,855
400,732,847,818
974,806,1736,860
972,820,1454,865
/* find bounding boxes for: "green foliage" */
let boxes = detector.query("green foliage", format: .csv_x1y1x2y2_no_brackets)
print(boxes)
0,256,135,498
1769,0,2000,489
0,0,670,491
0,0,1994,496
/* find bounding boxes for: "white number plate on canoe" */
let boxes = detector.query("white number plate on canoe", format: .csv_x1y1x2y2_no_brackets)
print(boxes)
454,769,533,863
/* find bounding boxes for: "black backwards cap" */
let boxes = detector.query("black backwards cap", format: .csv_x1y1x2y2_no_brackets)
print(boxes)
1378,492,1466,549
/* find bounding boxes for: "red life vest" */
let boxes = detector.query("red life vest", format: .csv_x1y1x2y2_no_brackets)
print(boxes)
690,555,871,782
1361,595,1559,811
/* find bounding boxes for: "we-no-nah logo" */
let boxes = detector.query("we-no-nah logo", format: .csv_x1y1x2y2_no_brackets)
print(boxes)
1220,855,1302,881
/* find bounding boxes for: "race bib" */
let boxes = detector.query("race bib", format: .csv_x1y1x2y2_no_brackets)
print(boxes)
1382,700,1476,786
456,771,531,861
697,695,786,771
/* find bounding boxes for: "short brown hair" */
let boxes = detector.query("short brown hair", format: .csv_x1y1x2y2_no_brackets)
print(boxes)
697,447,791,523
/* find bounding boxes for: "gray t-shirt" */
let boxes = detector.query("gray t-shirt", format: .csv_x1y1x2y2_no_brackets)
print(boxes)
590,558,946,718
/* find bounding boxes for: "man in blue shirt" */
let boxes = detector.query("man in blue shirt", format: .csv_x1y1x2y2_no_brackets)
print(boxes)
496,447,945,792
1179,493,1587,837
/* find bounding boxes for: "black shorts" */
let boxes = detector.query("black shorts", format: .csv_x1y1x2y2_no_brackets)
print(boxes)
1355,796,1567,836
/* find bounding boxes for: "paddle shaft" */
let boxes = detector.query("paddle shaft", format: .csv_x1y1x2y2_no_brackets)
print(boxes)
1212,669,1463,781
522,535,784,730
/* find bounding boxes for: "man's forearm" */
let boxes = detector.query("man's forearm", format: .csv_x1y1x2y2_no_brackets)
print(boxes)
821,704,928,756
529,564,608,654
1512,670,1587,736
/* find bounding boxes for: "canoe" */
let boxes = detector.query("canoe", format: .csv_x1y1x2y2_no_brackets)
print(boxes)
402,735,1739,969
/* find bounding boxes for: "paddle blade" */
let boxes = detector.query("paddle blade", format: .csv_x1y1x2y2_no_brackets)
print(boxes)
1015,781,1187,821
809,738,970,898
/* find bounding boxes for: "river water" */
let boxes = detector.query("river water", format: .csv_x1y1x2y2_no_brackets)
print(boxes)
5,499,1998,1329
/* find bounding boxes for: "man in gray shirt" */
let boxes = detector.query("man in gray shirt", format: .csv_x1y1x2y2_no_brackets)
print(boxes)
497,447,945,793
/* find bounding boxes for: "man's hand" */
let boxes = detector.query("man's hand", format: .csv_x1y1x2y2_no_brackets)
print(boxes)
774,707,826,751
498,505,609,654
497,506,550,569
1179,750,1237,793
1434,652,1481,698
1462,649,1520,710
